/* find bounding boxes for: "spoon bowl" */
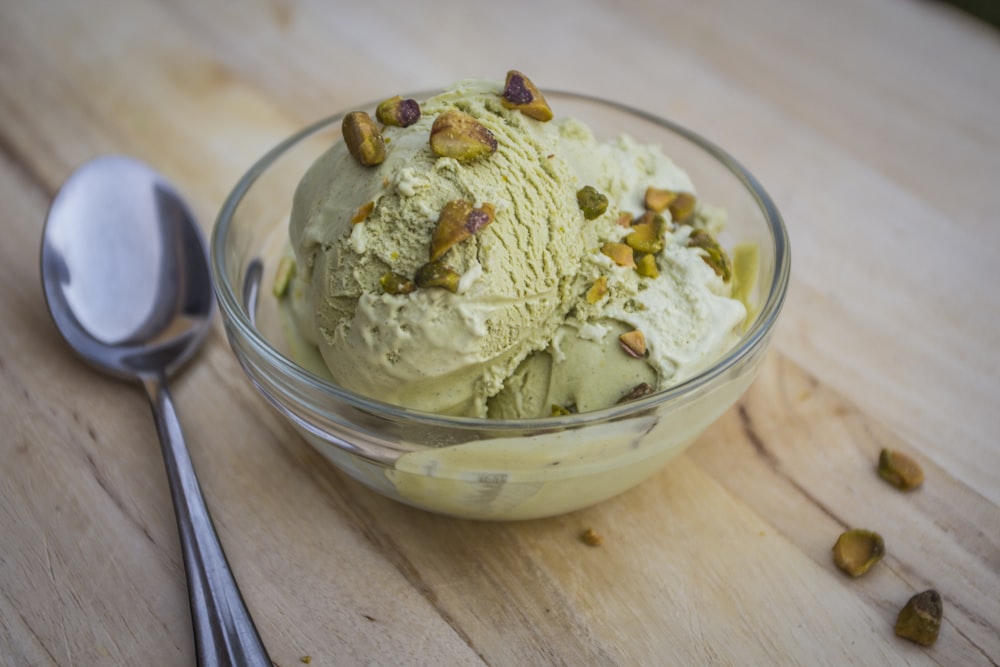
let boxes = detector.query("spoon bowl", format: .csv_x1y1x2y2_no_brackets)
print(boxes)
41,155,271,666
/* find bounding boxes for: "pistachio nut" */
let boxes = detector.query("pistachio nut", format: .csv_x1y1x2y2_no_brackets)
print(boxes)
577,185,608,220
644,186,678,213
895,590,942,647
429,110,497,162
832,529,885,577
585,275,608,304
669,191,697,223
380,271,416,295
688,228,732,282
351,200,375,224
429,199,496,261
635,252,659,278
878,448,924,491
414,259,461,292
342,111,386,166
601,241,635,268
580,528,604,547
375,95,421,128
500,70,553,122
619,329,647,359
625,211,666,254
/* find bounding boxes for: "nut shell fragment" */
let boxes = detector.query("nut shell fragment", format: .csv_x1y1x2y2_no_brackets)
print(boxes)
501,70,554,121
342,111,386,166
429,110,497,162
375,95,421,128
429,199,495,261
351,200,375,224
878,448,924,491
895,589,942,647
832,529,885,577
414,260,461,293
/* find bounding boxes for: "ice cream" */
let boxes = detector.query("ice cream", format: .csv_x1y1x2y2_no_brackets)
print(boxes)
284,73,746,419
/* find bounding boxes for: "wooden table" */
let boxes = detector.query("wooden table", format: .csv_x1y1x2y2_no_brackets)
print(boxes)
2,0,997,664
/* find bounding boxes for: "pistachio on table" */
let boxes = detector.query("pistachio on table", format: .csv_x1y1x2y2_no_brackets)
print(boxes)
878,448,924,491
895,589,943,647
342,111,386,166
429,110,497,162
832,528,885,577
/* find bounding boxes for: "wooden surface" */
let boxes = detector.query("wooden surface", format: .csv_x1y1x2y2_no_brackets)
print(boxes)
2,0,998,665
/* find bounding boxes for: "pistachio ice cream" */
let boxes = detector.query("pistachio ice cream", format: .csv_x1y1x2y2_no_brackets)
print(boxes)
285,73,746,420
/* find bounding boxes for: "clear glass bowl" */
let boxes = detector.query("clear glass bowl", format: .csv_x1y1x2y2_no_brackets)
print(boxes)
211,91,790,520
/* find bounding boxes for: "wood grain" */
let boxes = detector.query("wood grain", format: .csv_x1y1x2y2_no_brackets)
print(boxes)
1,0,997,664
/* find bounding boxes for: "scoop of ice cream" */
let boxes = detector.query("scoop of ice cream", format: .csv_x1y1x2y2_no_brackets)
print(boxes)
289,80,590,415
287,75,746,419
488,131,747,418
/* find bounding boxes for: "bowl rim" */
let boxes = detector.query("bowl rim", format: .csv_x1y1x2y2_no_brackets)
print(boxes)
211,89,790,432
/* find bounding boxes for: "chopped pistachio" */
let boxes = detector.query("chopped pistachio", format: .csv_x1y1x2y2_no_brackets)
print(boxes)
601,241,635,268
577,185,608,220
625,212,666,254
429,199,496,261
644,186,677,213
585,275,608,304
635,252,659,278
878,448,924,491
895,590,943,647
414,260,461,292
616,211,635,228
272,256,295,298
500,70,554,121
832,529,885,577
429,110,497,162
617,382,655,404
380,271,416,295
342,111,386,166
619,329,647,358
351,200,375,224
580,528,604,547
669,191,697,223
688,228,732,282
375,95,421,127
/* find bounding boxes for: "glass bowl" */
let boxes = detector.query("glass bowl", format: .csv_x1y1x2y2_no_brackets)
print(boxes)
210,90,790,520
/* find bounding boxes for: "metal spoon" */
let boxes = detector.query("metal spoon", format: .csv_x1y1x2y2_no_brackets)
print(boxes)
40,155,271,667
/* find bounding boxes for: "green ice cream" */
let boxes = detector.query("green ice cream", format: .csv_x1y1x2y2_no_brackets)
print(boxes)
286,76,746,419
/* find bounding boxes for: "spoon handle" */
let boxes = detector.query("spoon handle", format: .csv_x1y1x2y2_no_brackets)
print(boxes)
143,375,272,667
